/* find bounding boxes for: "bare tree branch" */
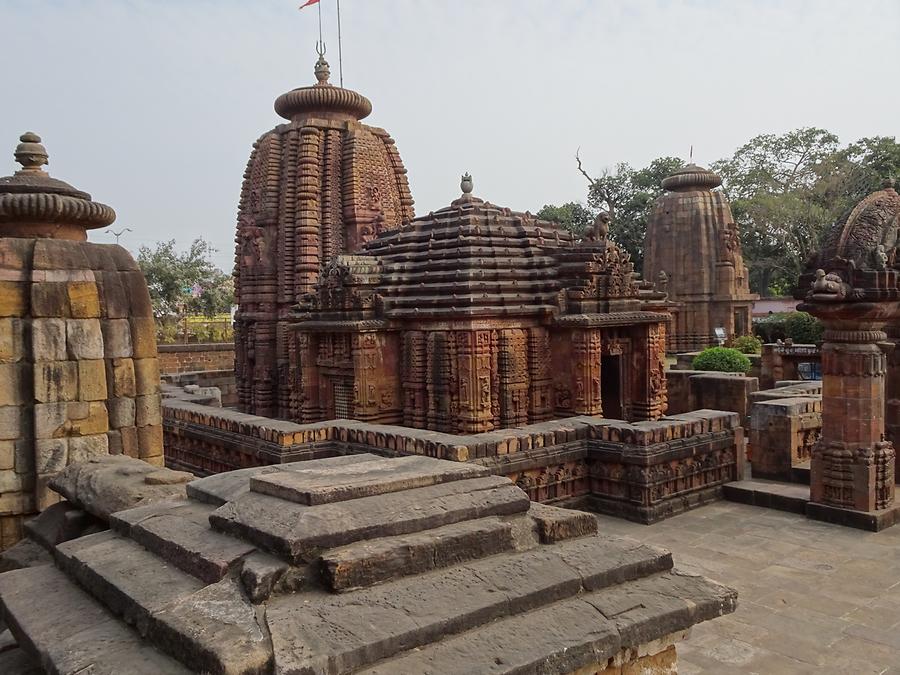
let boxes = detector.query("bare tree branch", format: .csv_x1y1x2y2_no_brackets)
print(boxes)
575,148,597,185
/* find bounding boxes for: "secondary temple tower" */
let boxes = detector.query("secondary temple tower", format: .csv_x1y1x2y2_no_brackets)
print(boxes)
644,164,756,351
234,53,415,418
0,133,163,548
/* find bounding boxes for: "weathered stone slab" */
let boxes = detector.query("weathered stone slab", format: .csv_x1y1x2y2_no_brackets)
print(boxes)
553,534,673,592
250,454,489,505
148,576,273,675
0,646,42,675
0,564,192,674
55,530,204,633
267,542,584,674
49,455,193,520
0,538,52,573
582,569,737,647
129,510,257,583
359,595,620,675
211,476,530,563
187,453,382,506
527,501,598,543
320,516,515,591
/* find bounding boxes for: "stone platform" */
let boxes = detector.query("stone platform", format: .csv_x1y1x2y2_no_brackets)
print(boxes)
0,455,736,674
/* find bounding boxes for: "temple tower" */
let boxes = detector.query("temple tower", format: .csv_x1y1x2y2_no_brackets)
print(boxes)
0,133,163,549
234,53,415,418
644,164,756,352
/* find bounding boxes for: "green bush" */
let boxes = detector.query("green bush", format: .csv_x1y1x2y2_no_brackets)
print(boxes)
754,311,824,344
731,334,762,354
692,347,752,373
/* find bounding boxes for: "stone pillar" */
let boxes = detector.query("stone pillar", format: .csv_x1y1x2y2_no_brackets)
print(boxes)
571,328,603,416
811,329,895,513
883,325,900,483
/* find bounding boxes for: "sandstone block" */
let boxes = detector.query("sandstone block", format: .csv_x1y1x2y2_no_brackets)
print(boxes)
111,358,136,397
135,394,162,427
33,361,78,402
107,429,122,455
108,397,136,429
68,435,110,463
31,318,67,361
130,317,158,358
66,319,104,359
0,469,24,493
95,271,130,319
67,281,101,318
0,362,29,406
14,439,34,475
0,281,27,317
34,401,68,439
0,318,25,362
102,318,133,358
134,358,161,395
138,424,163,459
0,441,13,470
0,406,23,440
78,359,108,401
30,281,69,317
36,474,61,511
122,272,154,317
35,438,68,474
120,426,140,458
0,490,33,516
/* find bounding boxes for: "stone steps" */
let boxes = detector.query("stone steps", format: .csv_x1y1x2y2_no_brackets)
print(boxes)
265,533,676,674
53,529,272,674
0,564,192,674
359,570,735,675
210,475,531,564
111,500,256,584
723,478,810,515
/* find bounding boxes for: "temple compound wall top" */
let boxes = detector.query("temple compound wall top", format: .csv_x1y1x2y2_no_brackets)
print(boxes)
644,164,757,352
288,179,670,434
0,133,163,549
234,54,415,418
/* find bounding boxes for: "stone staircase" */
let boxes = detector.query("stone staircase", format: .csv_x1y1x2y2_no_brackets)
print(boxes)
0,454,737,674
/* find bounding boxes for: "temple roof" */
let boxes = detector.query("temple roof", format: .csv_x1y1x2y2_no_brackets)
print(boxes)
362,179,576,318
274,54,373,122
661,163,723,192
0,132,116,238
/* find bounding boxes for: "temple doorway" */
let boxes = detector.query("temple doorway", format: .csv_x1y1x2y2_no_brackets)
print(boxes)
601,355,624,420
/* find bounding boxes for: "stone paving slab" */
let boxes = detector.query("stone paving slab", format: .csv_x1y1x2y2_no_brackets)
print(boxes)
250,454,488,505
593,501,900,673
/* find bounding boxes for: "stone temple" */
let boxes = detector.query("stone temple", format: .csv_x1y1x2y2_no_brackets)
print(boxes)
644,163,757,352
0,134,163,549
234,53,414,419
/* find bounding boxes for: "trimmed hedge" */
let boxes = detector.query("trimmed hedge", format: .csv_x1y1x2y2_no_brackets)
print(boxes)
754,311,824,345
692,347,752,373
731,335,762,354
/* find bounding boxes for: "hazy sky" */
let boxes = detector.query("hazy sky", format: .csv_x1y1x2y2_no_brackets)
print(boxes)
2,0,898,271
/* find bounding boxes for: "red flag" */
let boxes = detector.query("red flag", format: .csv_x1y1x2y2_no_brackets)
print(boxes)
299,0,320,8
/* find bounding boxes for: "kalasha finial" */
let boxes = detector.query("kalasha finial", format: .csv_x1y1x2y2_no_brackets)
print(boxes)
14,132,48,172
314,43,330,85
461,172,473,195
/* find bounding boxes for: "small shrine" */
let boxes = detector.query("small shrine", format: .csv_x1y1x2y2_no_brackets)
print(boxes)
644,164,757,351
287,176,669,432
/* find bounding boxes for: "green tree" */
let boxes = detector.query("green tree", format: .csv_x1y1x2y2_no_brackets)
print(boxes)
575,154,684,272
137,238,234,320
536,201,595,236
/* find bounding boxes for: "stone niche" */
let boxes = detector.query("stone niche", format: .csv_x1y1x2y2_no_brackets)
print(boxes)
644,164,757,352
0,133,163,549
234,53,415,419
0,454,737,674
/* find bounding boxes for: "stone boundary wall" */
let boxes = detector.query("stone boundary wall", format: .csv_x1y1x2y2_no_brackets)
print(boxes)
674,351,762,380
666,370,759,424
759,343,821,390
161,369,237,407
749,381,822,481
162,398,744,523
157,342,234,374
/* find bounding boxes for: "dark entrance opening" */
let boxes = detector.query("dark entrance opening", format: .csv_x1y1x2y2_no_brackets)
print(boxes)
601,355,624,420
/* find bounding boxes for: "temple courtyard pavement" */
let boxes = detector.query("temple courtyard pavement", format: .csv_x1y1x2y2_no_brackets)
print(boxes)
594,502,900,674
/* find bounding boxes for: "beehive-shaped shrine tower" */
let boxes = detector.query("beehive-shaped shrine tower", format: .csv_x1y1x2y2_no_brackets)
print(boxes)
643,164,756,352
234,52,415,417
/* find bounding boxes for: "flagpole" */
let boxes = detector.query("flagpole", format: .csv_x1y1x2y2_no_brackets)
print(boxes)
337,0,344,87
317,0,323,48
